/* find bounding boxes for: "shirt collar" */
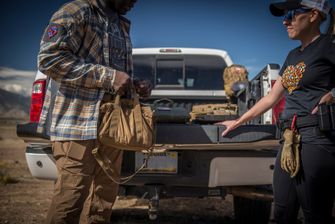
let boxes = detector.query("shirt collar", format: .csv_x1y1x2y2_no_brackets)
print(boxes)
87,0,131,31
88,0,118,21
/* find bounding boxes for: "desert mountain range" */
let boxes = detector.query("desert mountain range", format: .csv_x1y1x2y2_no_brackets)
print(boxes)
0,67,35,119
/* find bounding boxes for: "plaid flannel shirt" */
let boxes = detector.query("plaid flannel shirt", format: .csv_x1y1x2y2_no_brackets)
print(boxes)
37,0,133,141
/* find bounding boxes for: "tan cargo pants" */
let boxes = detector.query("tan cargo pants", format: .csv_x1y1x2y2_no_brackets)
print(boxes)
46,140,123,224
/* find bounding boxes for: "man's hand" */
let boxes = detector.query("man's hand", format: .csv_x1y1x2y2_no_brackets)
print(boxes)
311,92,335,114
113,71,130,96
133,79,152,98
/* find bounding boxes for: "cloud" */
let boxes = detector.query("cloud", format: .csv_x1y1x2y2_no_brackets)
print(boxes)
3,84,26,94
239,58,268,78
245,66,262,78
245,66,257,72
0,67,36,96
0,67,36,78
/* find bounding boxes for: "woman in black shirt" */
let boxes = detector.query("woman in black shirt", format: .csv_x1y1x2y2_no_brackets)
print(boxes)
217,0,335,223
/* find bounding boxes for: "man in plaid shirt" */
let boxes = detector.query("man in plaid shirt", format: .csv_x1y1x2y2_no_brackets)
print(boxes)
37,0,151,223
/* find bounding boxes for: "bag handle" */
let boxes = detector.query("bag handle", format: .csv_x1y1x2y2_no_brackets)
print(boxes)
93,86,153,184
133,91,145,143
152,98,174,109
108,95,122,139
108,90,143,141
92,147,152,184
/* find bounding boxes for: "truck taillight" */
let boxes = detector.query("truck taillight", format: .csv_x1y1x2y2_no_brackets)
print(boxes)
30,80,46,123
271,80,285,124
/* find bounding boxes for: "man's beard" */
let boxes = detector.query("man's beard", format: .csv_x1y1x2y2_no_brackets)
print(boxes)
106,0,123,11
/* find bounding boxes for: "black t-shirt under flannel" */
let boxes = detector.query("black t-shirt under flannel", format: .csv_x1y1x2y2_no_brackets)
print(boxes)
279,34,335,144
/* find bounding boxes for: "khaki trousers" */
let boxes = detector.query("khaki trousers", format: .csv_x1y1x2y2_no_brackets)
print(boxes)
46,140,123,224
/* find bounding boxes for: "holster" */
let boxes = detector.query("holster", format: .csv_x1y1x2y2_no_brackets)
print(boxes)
318,103,335,131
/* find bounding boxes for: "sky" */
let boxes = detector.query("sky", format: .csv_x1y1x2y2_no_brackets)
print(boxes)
1,0,335,78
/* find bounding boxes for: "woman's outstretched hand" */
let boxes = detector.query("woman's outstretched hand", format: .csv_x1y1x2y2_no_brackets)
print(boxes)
215,119,240,136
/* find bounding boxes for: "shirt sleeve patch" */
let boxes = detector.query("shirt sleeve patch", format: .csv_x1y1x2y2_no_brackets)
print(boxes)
43,24,65,42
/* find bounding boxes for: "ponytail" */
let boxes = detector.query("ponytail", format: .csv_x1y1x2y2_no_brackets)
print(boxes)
327,8,335,35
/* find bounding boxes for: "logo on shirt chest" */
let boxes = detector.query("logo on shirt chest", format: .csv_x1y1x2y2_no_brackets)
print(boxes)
281,62,306,94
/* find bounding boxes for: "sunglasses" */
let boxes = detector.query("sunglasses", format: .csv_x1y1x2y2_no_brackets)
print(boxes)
283,7,313,22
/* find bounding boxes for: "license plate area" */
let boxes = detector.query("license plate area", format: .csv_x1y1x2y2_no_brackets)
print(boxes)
135,151,178,174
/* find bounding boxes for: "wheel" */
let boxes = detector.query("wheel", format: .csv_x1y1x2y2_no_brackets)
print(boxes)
233,196,271,224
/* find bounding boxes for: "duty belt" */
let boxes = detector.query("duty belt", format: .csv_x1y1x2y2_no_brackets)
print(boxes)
278,114,318,130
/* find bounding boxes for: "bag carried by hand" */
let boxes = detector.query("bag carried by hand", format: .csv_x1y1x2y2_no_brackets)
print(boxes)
93,88,154,184
98,90,154,152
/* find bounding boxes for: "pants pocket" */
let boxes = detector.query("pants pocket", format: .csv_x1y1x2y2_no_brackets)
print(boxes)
67,141,87,161
54,140,97,175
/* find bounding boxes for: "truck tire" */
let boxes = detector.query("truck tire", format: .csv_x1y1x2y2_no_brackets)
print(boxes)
233,196,271,224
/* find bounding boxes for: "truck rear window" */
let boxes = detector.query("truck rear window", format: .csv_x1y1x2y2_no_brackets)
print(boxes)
133,55,227,90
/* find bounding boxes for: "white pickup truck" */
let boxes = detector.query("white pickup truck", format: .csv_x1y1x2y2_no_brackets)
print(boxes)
17,48,284,223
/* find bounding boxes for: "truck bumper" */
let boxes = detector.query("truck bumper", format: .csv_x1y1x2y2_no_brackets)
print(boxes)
25,144,57,180
209,157,276,187
24,144,278,187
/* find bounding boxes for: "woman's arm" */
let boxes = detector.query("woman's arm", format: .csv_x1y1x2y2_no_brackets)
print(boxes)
217,76,286,136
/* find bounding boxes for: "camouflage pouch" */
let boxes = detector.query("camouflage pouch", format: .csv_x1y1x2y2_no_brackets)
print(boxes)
223,64,248,100
189,103,238,122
